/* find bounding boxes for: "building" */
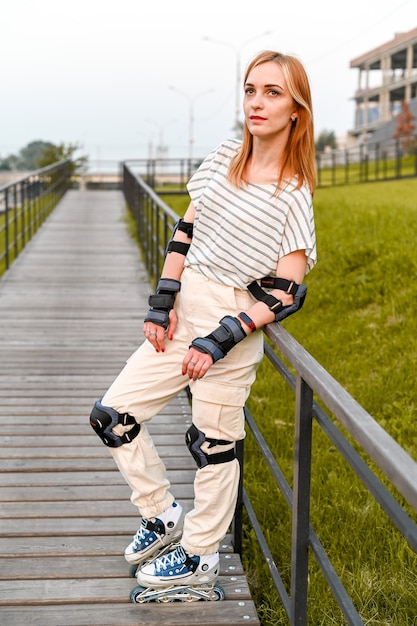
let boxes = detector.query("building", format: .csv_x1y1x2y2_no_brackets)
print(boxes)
349,26,417,145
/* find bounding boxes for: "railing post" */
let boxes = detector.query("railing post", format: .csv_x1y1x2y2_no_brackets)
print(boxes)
4,192,10,270
233,436,244,555
290,375,313,625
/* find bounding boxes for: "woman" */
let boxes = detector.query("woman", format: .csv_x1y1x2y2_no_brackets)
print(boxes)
89,50,317,592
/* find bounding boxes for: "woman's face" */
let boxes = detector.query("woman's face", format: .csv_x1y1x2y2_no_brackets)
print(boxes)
243,61,297,140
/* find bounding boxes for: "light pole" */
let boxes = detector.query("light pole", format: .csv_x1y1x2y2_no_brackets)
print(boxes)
169,86,214,162
202,32,272,134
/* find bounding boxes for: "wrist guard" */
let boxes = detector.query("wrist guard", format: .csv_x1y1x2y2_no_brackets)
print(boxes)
191,315,246,363
144,278,181,329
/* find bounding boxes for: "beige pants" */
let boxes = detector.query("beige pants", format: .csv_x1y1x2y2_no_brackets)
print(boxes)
102,267,264,555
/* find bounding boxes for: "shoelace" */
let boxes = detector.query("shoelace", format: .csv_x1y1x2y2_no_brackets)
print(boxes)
133,518,151,547
155,546,187,573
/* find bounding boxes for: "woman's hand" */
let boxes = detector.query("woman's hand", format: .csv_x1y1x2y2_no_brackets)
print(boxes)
143,310,178,352
182,347,213,381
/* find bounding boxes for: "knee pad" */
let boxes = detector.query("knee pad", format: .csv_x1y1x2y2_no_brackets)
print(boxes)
89,399,141,448
185,424,236,469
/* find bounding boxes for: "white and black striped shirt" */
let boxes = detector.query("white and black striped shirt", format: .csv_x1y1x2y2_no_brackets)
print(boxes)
185,139,317,290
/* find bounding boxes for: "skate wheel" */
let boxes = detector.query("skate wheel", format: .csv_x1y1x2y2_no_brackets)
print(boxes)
129,564,138,578
212,584,225,601
130,584,147,603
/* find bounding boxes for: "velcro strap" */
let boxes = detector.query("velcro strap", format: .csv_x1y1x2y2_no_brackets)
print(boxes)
167,241,190,256
248,281,284,311
258,276,299,295
177,219,194,238
206,448,236,464
191,336,224,362
148,293,175,309
206,437,233,448
120,422,141,445
144,308,169,328
157,278,181,293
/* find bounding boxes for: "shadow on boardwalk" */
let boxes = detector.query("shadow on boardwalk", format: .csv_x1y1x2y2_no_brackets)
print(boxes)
0,191,259,625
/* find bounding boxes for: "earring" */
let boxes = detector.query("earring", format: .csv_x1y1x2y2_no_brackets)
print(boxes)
291,116,297,122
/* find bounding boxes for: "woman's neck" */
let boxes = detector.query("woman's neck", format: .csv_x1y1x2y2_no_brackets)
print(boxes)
245,140,283,184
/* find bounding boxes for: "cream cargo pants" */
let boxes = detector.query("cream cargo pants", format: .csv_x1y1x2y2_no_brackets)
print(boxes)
102,267,264,555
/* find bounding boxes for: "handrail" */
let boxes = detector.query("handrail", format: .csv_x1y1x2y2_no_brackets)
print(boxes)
0,160,71,275
121,161,417,625
120,136,417,191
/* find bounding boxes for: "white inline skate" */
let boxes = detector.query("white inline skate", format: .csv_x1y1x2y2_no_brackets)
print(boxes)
125,501,183,577
130,543,225,603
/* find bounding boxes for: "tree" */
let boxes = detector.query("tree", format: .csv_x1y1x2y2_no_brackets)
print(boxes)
393,100,416,152
17,140,55,170
315,130,337,152
37,142,88,177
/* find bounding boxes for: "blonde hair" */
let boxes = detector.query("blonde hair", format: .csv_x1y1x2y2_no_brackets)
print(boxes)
228,50,316,194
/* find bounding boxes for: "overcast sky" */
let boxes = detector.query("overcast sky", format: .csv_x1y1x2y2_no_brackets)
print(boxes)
0,0,415,168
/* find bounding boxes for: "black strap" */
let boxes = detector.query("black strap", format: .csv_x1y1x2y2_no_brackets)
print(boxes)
257,276,299,295
167,240,190,255
247,281,283,310
176,219,194,238
206,448,236,465
120,422,141,444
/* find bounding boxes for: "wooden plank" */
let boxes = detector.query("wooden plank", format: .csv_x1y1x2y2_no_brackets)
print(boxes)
0,575,253,605
0,553,244,580
0,484,194,502
0,603,260,626
0,469,195,486
0,457,196,472
0,190,259,625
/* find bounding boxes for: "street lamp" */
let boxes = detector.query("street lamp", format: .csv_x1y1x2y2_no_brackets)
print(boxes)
202,32,272,134
168,86,214,162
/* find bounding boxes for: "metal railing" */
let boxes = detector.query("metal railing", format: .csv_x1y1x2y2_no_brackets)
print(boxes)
316,138,417,187
121,136,417,193
121,162,417,625
0,160,71,275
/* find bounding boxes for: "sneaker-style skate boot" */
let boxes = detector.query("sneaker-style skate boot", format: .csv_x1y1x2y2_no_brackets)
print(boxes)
124,501,183,568
130,544,225,603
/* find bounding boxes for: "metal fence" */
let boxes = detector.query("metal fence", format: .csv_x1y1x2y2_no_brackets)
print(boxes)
122,161,417,625
122,137,417,192
316,137,417,187
0,160,71,275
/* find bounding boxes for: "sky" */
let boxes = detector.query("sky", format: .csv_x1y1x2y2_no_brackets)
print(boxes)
0,0,416,170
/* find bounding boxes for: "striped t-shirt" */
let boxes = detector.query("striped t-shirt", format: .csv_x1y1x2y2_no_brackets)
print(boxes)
184,139,317,290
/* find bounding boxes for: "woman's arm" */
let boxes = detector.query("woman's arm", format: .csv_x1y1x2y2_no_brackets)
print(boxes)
239,249,307,332
160,202,196,281
144,202,196,351
183,249,308,380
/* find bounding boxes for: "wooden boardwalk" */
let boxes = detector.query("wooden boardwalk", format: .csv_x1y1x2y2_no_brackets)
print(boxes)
0,191,260,625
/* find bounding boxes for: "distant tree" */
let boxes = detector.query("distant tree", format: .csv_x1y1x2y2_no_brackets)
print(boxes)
315,130,337,152
17,140,55,170
393,100,416,152
37,142,88,177
0,153,21,171
0,157,12,171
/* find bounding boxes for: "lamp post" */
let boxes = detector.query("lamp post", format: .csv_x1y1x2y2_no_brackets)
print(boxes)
202,32,272,134
169,86,214,162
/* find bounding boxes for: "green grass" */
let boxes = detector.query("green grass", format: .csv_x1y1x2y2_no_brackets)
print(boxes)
160,178,417,624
